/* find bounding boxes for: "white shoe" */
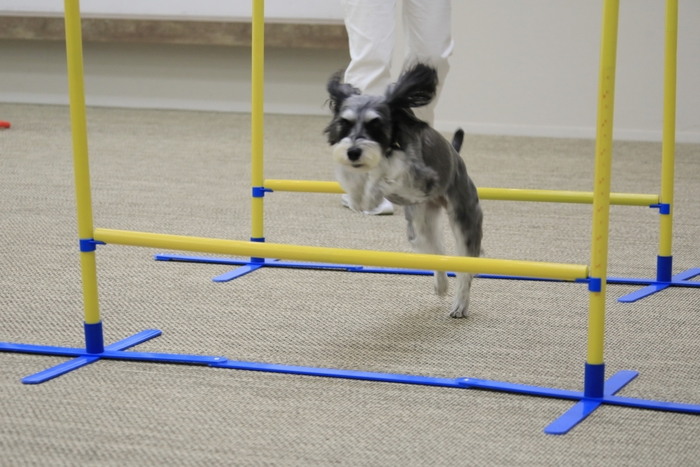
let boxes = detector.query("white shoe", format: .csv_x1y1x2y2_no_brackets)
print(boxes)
341,194,394,215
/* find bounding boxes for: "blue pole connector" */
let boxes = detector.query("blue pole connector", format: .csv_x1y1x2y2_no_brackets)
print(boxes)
79,238,105,252
588,278,602,293
250,237,265,263
84,321,105,354
584,363,605,399
650,203,671,215
252,187,273,198
657,255,673,283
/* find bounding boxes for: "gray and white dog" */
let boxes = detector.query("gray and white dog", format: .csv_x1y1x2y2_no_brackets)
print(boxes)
324,63,483,318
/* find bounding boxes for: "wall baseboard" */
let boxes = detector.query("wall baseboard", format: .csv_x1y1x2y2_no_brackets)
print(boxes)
434,120,700,144
0,93,331,117
2,93,698,144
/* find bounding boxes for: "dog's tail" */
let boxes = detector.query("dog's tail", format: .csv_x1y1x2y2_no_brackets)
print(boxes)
451,128,465,153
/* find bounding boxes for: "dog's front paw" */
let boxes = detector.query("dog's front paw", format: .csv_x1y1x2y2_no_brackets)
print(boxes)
434,272,448,296
449,299,469,319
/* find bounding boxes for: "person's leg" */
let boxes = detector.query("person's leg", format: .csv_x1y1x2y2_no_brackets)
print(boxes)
401,0,453,125
340,0,397,215
341,0,397,94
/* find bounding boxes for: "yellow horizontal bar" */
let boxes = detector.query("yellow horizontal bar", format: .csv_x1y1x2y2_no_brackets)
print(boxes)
478,188,657,206
93,228,588,281
265,180,345,194
263,180,658,206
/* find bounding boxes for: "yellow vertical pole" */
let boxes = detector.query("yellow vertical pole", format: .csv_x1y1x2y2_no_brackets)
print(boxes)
251,0,265,249
64,0,103,353
657,0,678,282
585,0,619,397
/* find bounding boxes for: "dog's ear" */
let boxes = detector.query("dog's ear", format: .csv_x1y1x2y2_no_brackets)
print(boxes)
326,70,360,114
385,63,438,109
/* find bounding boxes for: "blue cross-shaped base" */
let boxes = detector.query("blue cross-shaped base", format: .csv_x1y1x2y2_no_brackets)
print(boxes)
1,332,699,435
154,254,700,304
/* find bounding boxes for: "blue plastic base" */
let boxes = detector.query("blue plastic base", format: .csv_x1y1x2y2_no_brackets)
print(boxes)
154,254,578,284
1,334,699,434
0,330,224,384
613,267,700,303
10,329,162,384
544,369,638,435
154,254,700,304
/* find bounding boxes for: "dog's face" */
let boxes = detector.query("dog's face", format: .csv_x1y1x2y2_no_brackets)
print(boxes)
325,94,392,171
324,64,438,172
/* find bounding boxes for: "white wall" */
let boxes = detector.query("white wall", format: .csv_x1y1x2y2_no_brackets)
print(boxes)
438,0,700,142
1,0,698,142
0,39,348,116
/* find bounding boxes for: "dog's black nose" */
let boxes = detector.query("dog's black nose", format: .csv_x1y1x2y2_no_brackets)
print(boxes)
347,147,362,161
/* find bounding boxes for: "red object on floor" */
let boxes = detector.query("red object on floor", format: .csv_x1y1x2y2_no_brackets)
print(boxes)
0,121,10,129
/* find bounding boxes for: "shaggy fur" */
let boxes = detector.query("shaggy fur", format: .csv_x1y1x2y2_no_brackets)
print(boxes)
324,64,483,318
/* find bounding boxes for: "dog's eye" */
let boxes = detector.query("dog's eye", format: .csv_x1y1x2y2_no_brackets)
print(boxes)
339,118,353,127
366,118,381,127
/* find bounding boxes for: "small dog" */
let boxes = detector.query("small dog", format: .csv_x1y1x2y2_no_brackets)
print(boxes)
324,63,483,318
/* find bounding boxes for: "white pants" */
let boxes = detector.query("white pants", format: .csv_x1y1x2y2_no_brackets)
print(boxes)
340,0,453,125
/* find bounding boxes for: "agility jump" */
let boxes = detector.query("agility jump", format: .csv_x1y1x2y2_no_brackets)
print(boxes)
158,2,700,302
229,0,699,303
0,0,699,436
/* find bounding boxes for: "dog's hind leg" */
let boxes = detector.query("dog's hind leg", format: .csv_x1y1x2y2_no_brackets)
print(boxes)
445,184,483,318
404,200,449,296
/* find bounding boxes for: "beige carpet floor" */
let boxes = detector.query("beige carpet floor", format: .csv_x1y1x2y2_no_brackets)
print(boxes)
1,103,699,466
